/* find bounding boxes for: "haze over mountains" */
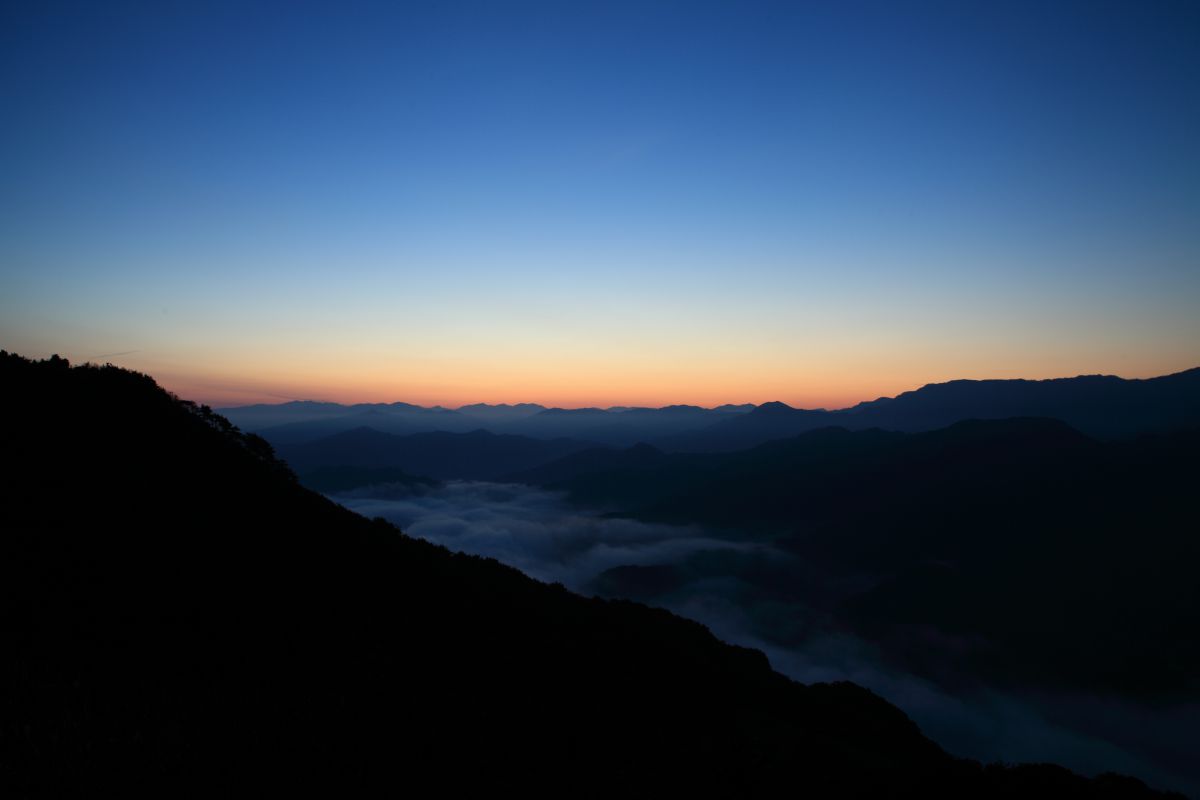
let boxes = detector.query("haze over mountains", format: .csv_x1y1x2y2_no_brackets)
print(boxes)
220,368,1200,489
221,368,1200,450
222,398,756,446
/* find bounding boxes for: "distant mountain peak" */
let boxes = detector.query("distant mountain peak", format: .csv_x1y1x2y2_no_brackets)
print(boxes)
457,402,546,412
754,401,796,414
713,403,756,413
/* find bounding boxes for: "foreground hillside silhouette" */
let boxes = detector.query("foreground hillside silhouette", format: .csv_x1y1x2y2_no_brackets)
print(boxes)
0,352,1181,796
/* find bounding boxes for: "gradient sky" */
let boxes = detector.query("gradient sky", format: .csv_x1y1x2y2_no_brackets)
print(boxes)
2,0,1198,408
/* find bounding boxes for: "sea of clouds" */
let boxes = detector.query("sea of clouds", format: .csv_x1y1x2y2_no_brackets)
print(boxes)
336,481,1198,796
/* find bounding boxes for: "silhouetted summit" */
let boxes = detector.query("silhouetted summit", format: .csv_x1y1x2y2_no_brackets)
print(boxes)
662,368,1200,451
1,350,1179,797
842,368,1200,436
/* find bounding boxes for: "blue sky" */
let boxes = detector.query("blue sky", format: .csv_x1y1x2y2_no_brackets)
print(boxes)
2,1,1197,406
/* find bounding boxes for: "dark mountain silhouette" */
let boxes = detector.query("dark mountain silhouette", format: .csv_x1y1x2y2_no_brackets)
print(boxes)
253,406,480,444
590,563,691,601
277,426,602,481
656,401,841,452
297,464,439,494
454,401,547,421
508,441,667,485
253,410,423,444
2,350,1182,796
520,418,1199,701
229,367,1198,453
220,399,434,430
222,398,757,447
842,368,1200,435
495,404,755,445
715,402,758,413
660,368,1200,451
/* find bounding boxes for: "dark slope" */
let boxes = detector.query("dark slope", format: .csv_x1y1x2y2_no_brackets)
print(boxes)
509,441,668,485
498,404,753,445
661,368,1200,452
276,426,601,481
297,464,439,494
0,351,1177,798
253,406,479,444
522,424,914,523
656,401,841,452
520,420,1200,700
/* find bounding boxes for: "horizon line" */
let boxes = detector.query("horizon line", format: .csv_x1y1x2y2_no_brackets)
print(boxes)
207,364,1199,413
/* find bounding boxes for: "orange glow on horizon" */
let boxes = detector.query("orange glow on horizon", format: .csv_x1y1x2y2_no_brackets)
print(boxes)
17,342,1196,412
150,361,1198,412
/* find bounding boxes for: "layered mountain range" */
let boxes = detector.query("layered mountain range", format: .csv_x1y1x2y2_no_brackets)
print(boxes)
222,368,1200,449
224,367,1200,489
3,350,1189,795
